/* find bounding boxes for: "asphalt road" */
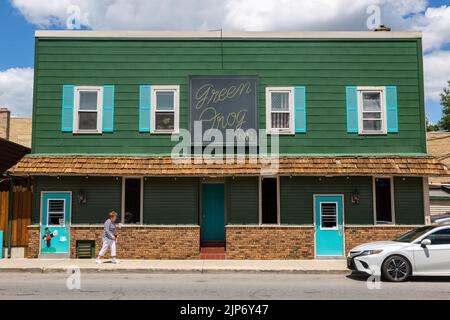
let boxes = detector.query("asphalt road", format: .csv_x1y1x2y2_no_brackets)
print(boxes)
0,272,449,300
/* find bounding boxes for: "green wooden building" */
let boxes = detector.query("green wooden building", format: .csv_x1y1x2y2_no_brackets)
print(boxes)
10,30,448,259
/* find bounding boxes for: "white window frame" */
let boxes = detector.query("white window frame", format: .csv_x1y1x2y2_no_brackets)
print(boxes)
151,85,180,134
265,87,295,135
258,176,281,225
46,198,66,227
357,86,387,135
372,176,396,225
73,86,103,134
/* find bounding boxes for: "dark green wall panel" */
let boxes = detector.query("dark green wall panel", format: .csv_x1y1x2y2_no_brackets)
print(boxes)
143,177,198,224
280,176,373,225
32,38,426,155
227,177,259,224
394,177,424,224
32,176,121,224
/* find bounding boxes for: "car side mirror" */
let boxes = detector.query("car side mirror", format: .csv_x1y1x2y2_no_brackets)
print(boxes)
421,239,431,247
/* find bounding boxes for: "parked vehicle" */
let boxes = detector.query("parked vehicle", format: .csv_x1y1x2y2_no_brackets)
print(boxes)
347,223,450,281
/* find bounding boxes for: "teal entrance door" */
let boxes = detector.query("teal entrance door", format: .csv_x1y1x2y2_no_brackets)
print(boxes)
201,184,225,242
40,192,71,254
315,195,344,257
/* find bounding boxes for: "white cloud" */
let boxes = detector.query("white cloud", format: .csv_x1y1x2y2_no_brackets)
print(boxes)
410,5,450,51
0,68,34,117
424,50,450,102
8,0,450,110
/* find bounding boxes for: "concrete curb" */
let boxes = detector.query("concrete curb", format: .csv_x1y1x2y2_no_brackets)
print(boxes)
0,267,350,274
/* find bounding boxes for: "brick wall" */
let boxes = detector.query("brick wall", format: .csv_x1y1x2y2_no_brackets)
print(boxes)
345,226,414,253
27,226,40,258
226,226,315,259
0,108,10,140
27,226,200,259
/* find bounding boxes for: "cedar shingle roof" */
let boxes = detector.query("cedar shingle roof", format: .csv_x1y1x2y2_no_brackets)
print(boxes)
8,155,449,177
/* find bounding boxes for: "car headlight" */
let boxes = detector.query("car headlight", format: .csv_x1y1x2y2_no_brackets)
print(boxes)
360,250,383,256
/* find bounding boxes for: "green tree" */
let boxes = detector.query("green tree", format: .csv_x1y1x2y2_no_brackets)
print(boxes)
438,80,450,131
426,118,439,132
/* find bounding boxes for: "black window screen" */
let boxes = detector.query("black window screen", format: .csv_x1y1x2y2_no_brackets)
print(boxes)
262,178,278,224
375,178,393,223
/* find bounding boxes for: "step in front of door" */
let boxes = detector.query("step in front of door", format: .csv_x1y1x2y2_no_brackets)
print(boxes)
200,247,226,260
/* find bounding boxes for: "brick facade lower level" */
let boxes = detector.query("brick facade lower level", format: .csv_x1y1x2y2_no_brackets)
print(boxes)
344,226,414,252
27,225,200,259
226,226,315,259
27,225,416,259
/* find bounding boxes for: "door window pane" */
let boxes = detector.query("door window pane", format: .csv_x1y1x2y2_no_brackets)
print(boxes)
79,91,98,111
321,202,337,228
48,199,65,225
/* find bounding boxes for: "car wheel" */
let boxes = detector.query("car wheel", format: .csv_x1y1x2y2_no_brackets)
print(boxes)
382,255,411,282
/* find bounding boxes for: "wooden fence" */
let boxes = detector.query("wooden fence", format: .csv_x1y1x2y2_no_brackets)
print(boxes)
0,186,32,247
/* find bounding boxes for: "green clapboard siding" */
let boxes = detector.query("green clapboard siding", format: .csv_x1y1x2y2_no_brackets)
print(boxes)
280,176,373,225
32,38,426,155
394,177,424,224
143,177,198,224
227,177,259,224
32,176,121,224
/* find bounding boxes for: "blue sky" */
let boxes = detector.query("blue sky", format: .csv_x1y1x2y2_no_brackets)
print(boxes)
0,0,449,122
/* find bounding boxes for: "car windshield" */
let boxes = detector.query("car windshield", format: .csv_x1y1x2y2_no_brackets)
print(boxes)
394,226,435,243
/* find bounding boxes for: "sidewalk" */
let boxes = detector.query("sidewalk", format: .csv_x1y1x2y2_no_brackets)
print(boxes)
0,258,348,274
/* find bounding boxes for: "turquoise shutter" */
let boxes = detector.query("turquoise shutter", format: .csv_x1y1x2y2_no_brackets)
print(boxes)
386,86,398,133
102,85,115,132
294,86,306,133
139,85,151,132
346,86,358,133
61,85,74,132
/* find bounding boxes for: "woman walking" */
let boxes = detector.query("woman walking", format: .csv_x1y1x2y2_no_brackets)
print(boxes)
96,211,120,264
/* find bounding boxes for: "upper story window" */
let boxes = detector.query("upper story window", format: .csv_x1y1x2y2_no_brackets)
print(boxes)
74,86,103,134
151,85,179,134
357,86,386,135
265,87,294,134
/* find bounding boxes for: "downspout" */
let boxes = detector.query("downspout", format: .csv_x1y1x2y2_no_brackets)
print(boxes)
7,175,13,258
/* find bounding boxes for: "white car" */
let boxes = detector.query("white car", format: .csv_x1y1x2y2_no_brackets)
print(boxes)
347,224,450,282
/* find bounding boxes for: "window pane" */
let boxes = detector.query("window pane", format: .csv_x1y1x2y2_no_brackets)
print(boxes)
363,112,381,119
155,112,174,130
48,200,65,225
375,178,392,223
79,91,98,111
427,229,450,245
321,203,337,228
271,92,289,111
156,91,174,111
262,178,278,224
363,119,382,131
271,113,290,129
78,112,98,130
362,92,381,111
124,178,141,224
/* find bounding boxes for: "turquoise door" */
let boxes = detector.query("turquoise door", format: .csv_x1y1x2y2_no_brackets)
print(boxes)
201,184,225,241
315,195,344,257
41,192,71,254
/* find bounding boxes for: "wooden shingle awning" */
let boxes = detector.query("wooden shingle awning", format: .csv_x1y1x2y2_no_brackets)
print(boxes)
8,155,449,177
